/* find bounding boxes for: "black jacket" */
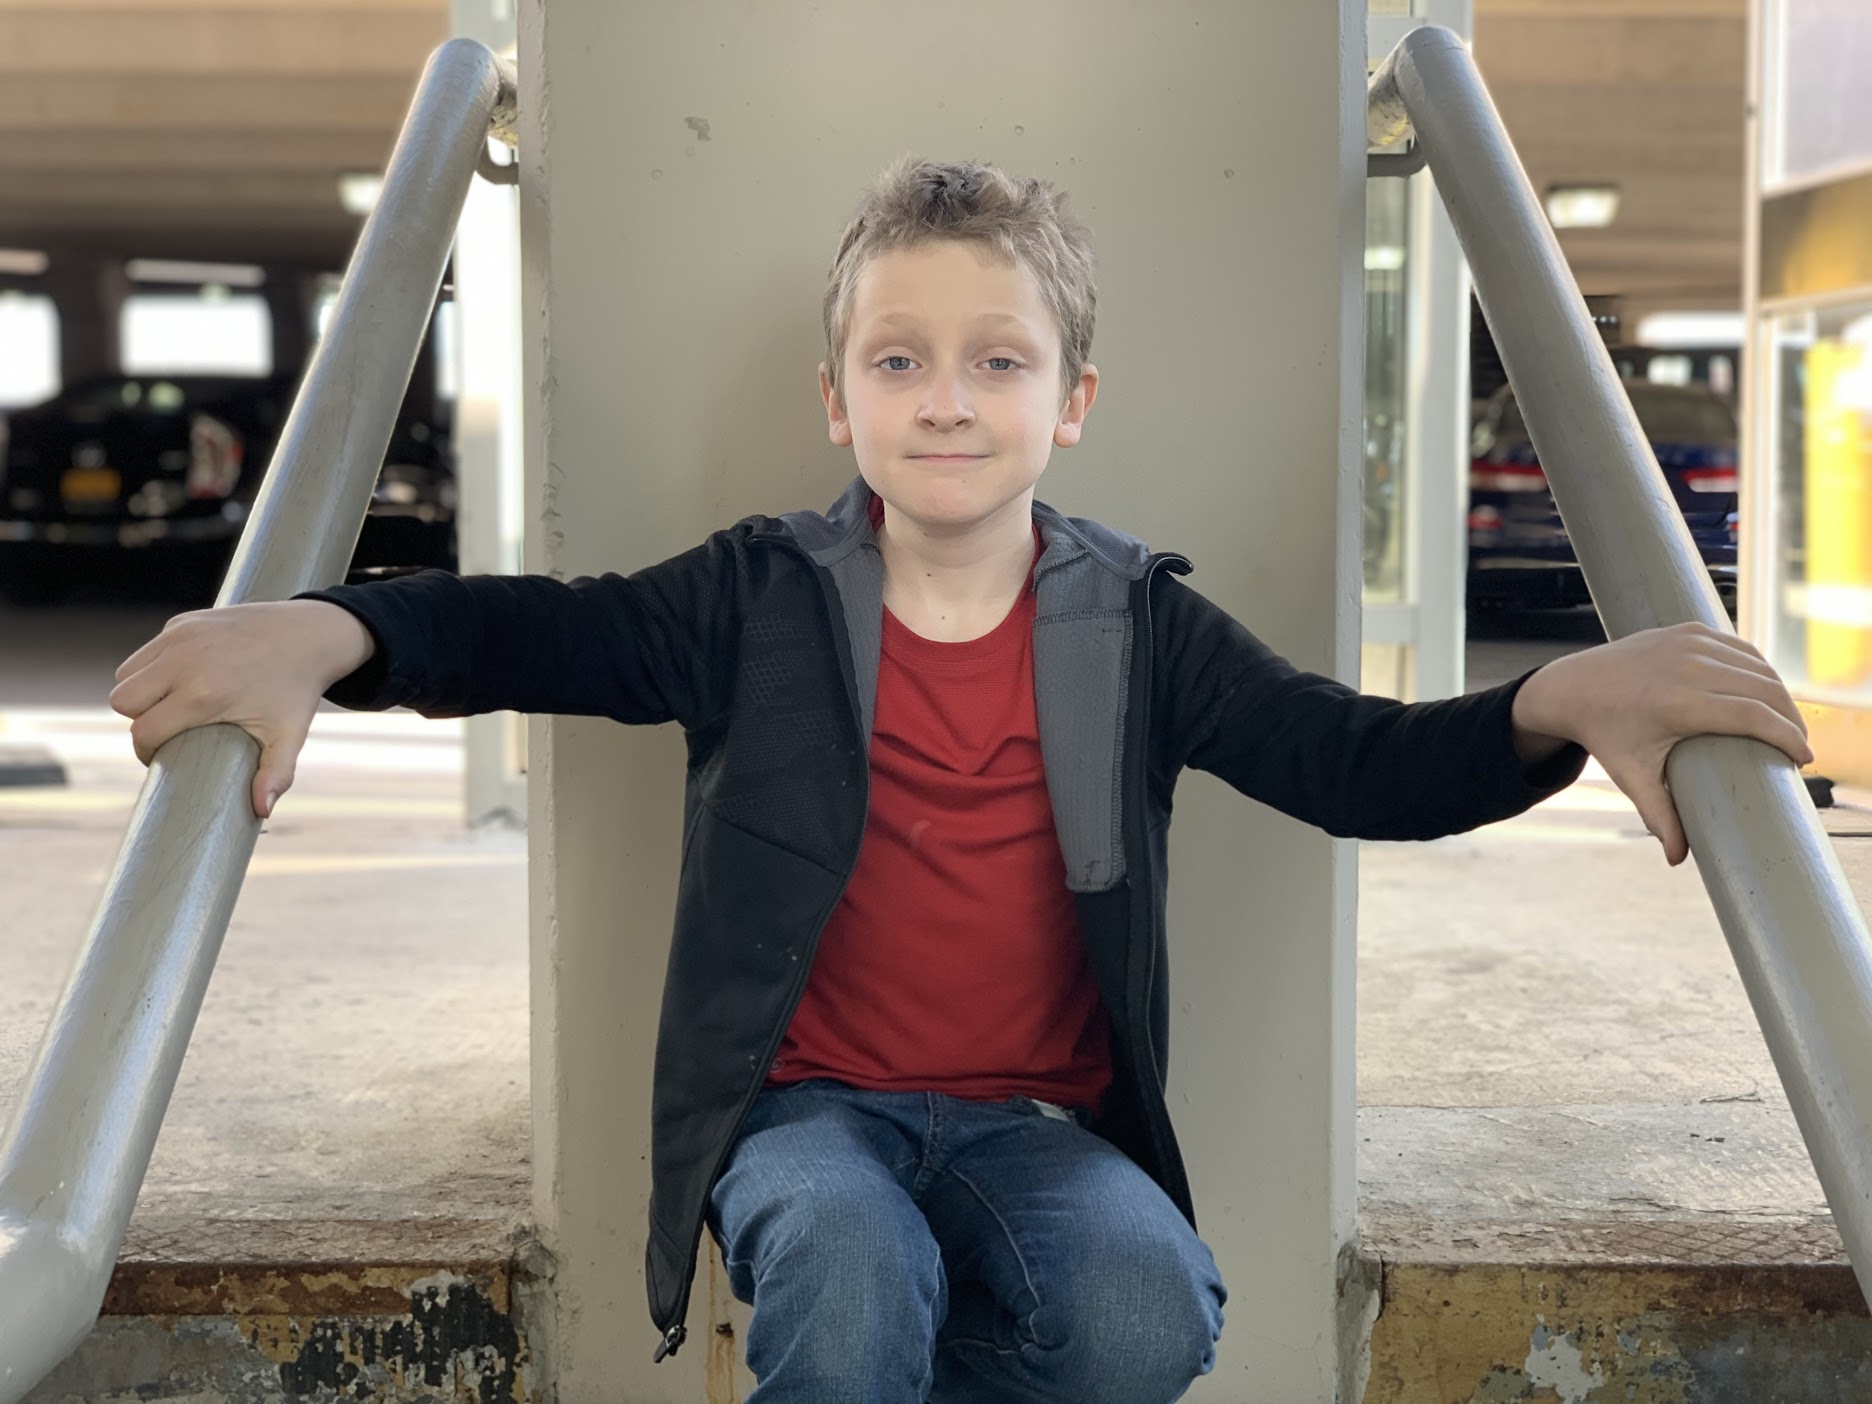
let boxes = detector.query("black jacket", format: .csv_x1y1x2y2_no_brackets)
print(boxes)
303,478,1584,1360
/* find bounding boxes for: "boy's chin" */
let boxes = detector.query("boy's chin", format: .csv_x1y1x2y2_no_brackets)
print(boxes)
869,475,1040,534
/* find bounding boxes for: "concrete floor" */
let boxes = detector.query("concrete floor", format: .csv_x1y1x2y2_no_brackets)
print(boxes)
0,599,1857,1275
1,601,529,1264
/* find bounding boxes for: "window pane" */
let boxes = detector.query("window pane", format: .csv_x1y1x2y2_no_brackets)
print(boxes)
121,291,271,375
1776,0,1872,183
1625,386,1737,441
1769,300,1872,696
0,292,59,408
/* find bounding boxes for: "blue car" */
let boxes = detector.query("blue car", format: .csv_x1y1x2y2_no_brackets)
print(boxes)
1466,380,1739,613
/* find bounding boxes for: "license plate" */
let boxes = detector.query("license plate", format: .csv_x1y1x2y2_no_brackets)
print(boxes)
60,467,122,503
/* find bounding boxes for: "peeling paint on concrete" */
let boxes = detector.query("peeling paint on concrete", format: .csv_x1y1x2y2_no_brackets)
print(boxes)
24,1272,532,1404
703,1246,741,1404
1521,1316,1604,1401
269,1275,522,1403
1364,1262,1872,1404
1335,1238,1382,1404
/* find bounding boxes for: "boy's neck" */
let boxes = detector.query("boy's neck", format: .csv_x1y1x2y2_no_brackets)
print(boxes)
875,492,1038,644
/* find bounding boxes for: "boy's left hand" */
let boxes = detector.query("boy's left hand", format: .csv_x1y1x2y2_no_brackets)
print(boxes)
1510,621,1813,867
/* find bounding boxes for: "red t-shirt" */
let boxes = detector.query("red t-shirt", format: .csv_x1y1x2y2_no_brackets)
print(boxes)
768,530,1112,1110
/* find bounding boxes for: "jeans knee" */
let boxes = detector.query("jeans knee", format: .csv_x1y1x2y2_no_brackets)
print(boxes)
1026,1253,1225,1404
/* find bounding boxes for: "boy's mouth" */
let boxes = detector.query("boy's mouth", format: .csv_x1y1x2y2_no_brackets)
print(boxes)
910,454,988,463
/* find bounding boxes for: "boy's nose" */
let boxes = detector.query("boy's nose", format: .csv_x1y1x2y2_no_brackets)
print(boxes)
918,382,974,428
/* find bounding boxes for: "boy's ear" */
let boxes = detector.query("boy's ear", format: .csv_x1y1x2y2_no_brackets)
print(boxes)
1053,362,1099,449
819,362,854,448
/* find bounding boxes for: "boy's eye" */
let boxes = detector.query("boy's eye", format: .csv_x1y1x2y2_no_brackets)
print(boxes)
876,355,1021,373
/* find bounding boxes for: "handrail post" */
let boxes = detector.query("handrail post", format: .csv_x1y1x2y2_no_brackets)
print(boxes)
1369,26,1872,1307
0,40,517,1404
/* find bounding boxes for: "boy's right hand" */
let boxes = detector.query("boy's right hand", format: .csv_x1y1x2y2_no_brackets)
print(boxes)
110,600,376,819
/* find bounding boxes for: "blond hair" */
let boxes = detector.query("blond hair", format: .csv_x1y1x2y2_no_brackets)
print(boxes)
822,156,1097,407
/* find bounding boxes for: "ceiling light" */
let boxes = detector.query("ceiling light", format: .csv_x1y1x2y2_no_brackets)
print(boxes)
0,248,49,276
126,258,264,288
1364,244,1405,273
339,172,384,217
1544,185,1620,230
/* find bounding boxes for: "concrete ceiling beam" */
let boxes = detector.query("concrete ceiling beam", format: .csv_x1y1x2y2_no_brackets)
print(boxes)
1477,0,1745,18
0,74,418,130
0,128,397,174
0,7,444,76
1476,15,1744,86
0,169,370,211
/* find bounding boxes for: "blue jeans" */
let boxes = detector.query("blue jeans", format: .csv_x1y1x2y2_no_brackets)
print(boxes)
707,1079,1226,1404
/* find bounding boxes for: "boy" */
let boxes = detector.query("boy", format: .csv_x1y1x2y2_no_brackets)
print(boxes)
112,157,1811,1403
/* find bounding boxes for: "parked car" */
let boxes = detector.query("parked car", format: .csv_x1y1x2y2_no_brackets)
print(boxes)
1466,380,1739,613
0,372,455,605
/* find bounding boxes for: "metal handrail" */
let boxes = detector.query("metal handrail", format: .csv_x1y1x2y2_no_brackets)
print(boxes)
0,40,517,1404
1369,26,1872,1306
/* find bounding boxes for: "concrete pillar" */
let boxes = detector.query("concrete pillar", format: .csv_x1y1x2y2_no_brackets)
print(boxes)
449,0,527,829
43,253,129,385
520,1,1368,1398
262,267,315,383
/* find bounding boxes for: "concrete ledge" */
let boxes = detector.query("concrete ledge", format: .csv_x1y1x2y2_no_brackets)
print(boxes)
1358,1104,1870,1401
104,1218,530,1315
1363,1255,1872,1402
24,1228,546,1404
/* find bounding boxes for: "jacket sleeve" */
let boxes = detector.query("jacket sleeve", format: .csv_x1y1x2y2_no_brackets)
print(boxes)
292,528,742,730
1152,573,1585,841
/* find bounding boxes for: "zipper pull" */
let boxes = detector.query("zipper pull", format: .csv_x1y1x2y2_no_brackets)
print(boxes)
653,1323,688,1362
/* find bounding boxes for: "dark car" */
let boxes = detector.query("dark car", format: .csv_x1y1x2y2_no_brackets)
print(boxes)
0,372,456,606
1466,381,1739,613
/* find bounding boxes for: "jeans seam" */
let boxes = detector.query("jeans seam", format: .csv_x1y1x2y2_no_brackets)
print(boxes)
940,1333,1027,1361
946,1162,1043,1353
915,1093,944,1195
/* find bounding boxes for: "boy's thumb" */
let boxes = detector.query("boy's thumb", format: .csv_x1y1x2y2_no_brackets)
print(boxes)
252,751,295,819
1628,780,1686,867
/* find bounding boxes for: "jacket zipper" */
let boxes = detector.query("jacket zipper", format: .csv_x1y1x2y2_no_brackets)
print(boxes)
654,532,872,1361
1129,553,1191,1206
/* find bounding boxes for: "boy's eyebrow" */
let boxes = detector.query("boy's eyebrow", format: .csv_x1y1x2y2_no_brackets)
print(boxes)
869,311,1036,332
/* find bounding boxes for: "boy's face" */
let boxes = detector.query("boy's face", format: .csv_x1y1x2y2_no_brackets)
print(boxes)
819,241,1097,535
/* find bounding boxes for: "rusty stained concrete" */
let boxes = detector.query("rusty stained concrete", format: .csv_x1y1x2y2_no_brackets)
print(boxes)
24,1269,536,1404
1364,1262,1872,1403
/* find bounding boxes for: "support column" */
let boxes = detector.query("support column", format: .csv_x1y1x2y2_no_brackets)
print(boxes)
524,1,1368,1397
262,267,315,383
43,253,129,386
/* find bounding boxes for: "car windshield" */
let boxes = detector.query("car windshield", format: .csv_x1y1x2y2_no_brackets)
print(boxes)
1497,387,1735,444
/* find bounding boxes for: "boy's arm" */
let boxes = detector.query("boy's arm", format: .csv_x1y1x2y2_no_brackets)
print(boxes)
296,528,743,729
112,528,744,821
1154,576,1811,857
1152,573,1585,842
